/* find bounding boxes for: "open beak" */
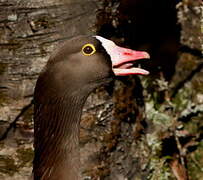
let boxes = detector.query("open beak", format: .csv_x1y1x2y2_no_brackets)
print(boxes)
110,45,150,76
95,36,150,76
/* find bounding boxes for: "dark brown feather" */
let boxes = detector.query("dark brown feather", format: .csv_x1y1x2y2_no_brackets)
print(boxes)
33,36,114,180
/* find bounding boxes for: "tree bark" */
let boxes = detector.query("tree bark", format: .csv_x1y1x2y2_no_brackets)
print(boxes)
0,0,203,180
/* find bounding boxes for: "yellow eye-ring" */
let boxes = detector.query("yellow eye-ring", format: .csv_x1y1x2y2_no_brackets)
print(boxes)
82,44,96,56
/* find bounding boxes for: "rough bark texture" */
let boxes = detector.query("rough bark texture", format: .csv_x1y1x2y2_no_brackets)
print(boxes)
0,0,101,179
0,0,203,180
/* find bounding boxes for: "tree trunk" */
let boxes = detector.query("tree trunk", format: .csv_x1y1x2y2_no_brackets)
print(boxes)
0,0,202,180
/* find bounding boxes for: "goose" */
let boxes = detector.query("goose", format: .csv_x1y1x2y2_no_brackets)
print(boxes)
33,35,150,180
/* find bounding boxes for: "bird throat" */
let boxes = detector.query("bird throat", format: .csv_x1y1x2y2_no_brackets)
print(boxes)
33,94,87,180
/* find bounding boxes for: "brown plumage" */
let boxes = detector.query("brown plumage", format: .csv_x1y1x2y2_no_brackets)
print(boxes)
33,35,149,180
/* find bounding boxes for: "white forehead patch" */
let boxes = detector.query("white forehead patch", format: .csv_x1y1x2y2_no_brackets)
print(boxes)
94,36,116,58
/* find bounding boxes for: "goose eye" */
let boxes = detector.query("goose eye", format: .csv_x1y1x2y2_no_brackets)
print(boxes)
82,44,96,56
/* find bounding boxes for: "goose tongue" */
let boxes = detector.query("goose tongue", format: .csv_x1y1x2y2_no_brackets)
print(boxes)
110,45,150,76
